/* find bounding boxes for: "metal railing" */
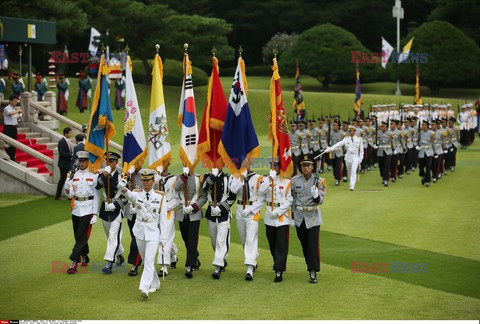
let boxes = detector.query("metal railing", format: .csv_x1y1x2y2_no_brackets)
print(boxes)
30,101,124,153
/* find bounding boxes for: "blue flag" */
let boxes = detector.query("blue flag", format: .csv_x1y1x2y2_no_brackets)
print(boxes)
218,57,259,173
85,54,116,171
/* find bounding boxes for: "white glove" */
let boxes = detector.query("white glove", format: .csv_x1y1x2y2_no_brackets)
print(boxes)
64,179,73,189
154,173,161,183
443,150,448,154
90,215,97,224
211,206,222,216
269,210,279,219
290,219,296,228
324,147,332,153
104,166,112,174
434,154,438,159
373,145,378,149
117,179,127,190
269,169,277,178
415,146,420,150
157,166,164,174
128,166,135,175
242,207,253,217
182,166,189,176
450,148,454,152
105,203,116,212
311,185,319,199
211,168,219,177
183,205,194,214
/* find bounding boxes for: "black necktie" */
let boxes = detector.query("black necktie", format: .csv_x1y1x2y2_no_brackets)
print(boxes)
146,193,150,201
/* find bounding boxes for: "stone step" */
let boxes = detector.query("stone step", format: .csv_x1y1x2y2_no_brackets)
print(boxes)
17,127,30,133
25,132,42,138
45,143,57,150
19,161,28,167
27,167,39,173
35,137,52,144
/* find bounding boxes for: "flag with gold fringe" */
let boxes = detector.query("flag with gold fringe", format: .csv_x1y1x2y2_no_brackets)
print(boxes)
218,55,259,173
269,57,293,177
198,56,228,169
354,65,362,117
85,54,116,171
178,50,199,172
148,52,171,169
414,63,422,105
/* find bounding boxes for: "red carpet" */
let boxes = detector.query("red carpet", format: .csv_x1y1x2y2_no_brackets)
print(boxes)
0,125,53,174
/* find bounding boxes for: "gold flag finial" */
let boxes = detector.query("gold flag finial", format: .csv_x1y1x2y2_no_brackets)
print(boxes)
155,44,160,54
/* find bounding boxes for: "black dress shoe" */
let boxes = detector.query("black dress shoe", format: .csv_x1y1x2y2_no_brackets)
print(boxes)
310,272,318,284
128,266,138,276
212,271,220,279
102,262,113,274
274,272,283,282
335,180,339,186
185,269,193,278
116,254,125,266
245,273,253,281
157,269,168,277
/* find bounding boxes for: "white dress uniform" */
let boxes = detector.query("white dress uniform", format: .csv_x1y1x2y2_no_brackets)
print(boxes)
123,185,166,295
156,174,179,270
326,130,364,190
230,171,264,269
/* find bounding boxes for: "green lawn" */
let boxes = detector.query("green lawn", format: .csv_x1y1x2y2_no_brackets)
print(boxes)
0,140,479,319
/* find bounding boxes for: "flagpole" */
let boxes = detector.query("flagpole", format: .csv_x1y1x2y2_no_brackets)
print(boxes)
183,43,190,206
101,45,112,204
212,46,217,208
271,51,278,211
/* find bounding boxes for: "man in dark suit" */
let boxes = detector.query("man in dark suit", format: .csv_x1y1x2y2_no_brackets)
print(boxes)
55,127,73,200
70,133,85,169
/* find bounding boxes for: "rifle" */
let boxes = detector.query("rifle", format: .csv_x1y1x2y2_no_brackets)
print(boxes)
417,118,421,146
375,117,378,146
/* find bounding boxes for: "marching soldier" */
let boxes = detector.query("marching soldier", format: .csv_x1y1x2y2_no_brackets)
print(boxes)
376,121,392,187
396,120,407,179
202,167,236,279
96,152,127,274
231,162,264,281
254,157,291,282
404,118,416,174
280,155,326,283
289,122,301,175
459,105,468,149
298,120,311,155
416,120,435,187
368,116,378,169
448,117,460,171
64,151,100,274
308,120,321,166
156,163,179,277
389,120,402,182
124,167,142,276
318,118,329,173
329,121,345,186
443,118,452,175
324,125,363,191
118,169,166,301
431,120,447,183
175,165,207,278
357,118,368,173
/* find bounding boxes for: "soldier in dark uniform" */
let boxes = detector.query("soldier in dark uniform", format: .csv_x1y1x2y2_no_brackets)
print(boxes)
376,121,392,187
289,122,301,176
202,168,236,279
417,120,434,187
95,152,127,274
329,121,344,186
124,167,142,276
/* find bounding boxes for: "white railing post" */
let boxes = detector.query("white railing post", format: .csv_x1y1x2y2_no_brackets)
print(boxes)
40,91,59,129
20,92,33,123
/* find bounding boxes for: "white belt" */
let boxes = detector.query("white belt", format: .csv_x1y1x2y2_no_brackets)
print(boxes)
138,217,158,223
296,206,317,211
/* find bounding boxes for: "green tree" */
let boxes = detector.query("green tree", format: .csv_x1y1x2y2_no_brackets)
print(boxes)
280,23,374,88
262,32,298,63
395,21,480,94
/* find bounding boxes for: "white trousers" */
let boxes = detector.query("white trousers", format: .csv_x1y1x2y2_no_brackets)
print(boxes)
345,156,360,189
102,216,124,262
136,238,160,293
236,217,259,267
207,219,230,267
157,210,177,266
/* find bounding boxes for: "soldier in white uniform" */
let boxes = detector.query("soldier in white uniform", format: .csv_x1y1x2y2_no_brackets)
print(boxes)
119,169,167,301
254,157,291,282
95,152,127,274
64,151,100,274
376,121,393,187
279,155,326,283
124,167,143,276
324,125,363,191
175,166,207,278
155,163,179,277
447,117,460,171
458,105,468,148
416,120,435,187
202,168,236,279
289,122,301,175
298,121,311,155
231,164,264,281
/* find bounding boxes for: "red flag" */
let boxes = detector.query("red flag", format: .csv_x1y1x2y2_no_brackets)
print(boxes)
269,57,293,177
198,57,228,169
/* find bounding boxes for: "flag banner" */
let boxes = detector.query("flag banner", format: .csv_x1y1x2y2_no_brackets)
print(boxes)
354,66,362,116
269,57,293,177
123,55,147,171
178,52,199,172
414,64,422,105
198,56,228,169
218,57,260,173
292,64,305,110
381,37,394,68
89,27,101,56
148,53,171,169
398,37,414,63
85,54,116,171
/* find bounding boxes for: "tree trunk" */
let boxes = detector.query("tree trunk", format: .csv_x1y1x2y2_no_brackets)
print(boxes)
142,57,152,85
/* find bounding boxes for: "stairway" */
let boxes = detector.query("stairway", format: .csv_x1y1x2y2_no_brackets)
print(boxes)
0,125,55,179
